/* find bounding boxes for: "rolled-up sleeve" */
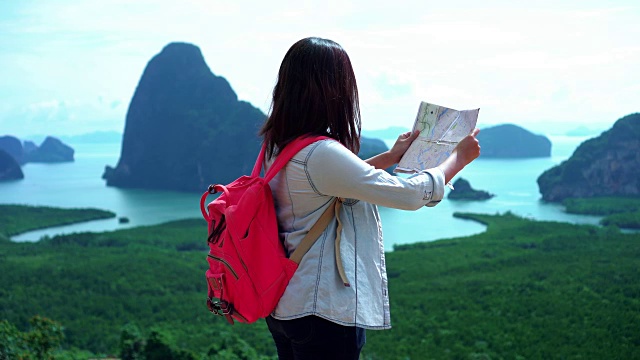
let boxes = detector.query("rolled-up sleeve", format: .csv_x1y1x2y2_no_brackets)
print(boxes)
305,140,446,210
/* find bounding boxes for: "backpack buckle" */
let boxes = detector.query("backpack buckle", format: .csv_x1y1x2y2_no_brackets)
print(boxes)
207,298,236,325
207,298,232,315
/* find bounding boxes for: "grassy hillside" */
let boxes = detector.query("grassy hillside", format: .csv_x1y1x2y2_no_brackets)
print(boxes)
1,205,638,359
0,216,274,358
366,212,639,359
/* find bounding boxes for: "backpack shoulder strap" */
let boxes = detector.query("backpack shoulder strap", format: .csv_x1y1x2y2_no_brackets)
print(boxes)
289,198,350,287
289,198,338,264
257,135,330,182
250,143,268,177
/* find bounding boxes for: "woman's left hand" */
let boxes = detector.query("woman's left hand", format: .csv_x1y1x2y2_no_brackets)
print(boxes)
388,130,420,164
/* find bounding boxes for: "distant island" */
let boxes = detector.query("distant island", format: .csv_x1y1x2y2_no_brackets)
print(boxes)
25,137,75,163
477,124,551,158
0,135,74,167
0,149,23,181
103,42,394,192
538,113,640,202
447,178,494,201
0,136,26,164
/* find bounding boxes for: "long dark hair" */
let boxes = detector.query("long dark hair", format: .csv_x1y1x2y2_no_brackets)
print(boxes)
260,37,361,157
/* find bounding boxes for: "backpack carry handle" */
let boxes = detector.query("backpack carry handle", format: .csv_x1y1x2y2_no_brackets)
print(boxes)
200,191,209,220
200,184,230,220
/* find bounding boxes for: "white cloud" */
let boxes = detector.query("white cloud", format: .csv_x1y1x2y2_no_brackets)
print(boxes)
0,0,638,136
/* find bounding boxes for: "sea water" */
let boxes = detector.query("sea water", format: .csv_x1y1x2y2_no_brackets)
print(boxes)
4,136,601,250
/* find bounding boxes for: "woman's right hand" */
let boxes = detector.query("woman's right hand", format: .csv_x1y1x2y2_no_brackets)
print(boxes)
453,128,481,167
438,128,481,184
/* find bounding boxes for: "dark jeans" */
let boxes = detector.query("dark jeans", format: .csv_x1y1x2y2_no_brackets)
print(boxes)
266,315,366,360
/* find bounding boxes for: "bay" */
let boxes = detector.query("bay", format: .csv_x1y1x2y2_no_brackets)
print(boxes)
4,136,601,251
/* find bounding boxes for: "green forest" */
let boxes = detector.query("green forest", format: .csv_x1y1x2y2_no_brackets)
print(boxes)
1,201,639,359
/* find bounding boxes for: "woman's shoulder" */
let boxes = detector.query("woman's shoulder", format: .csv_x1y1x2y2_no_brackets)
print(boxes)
302,138,355,161
312,138,352,153
298,138,370,174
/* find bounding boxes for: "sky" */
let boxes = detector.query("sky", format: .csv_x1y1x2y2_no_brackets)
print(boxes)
0,0,638,139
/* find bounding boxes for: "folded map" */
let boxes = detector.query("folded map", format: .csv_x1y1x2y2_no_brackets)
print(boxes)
395,101,479,173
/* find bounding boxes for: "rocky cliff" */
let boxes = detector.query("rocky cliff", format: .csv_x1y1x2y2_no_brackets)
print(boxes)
102,43,265,192
477,124,551,158
537,113,640,202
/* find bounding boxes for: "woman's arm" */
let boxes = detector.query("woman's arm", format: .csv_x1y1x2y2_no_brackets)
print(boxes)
308,140,444,210
365,130,420,170
306,129,480,210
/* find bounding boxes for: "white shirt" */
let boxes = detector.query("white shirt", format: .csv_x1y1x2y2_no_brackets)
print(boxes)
268,139,445,329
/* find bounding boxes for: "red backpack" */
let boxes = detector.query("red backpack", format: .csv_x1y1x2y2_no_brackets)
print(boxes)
200,135,340,324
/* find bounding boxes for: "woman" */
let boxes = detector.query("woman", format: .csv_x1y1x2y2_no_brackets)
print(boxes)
261,37,480,359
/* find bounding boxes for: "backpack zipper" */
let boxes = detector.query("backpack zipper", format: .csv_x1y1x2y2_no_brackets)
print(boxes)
207,254,239,280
